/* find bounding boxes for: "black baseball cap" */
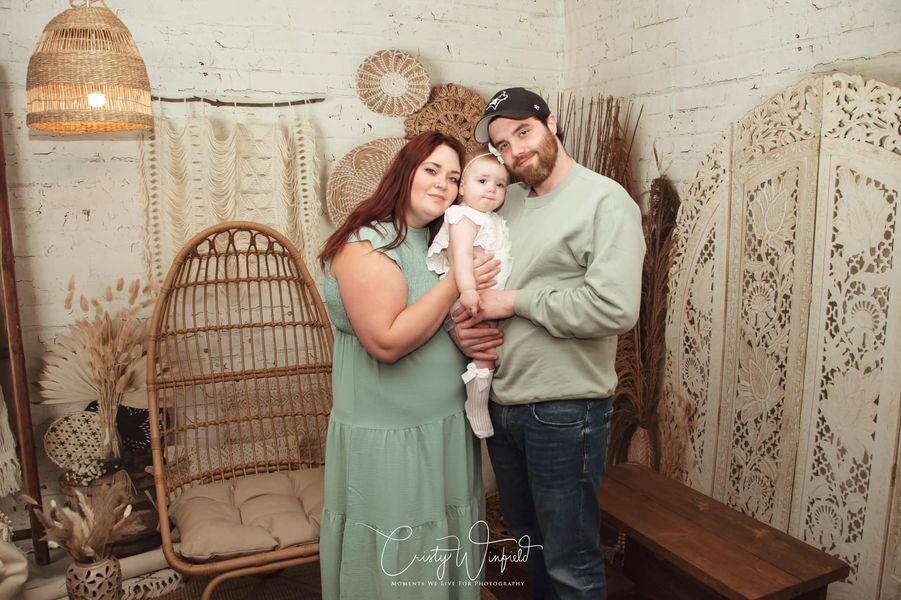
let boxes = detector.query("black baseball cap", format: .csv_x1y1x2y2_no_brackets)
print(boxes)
473,87,551,143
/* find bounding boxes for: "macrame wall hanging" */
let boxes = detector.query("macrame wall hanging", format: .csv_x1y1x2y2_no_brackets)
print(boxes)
140,99,322,286
0,388,21,498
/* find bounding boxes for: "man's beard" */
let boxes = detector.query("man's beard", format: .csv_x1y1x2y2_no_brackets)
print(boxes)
509,127,558,188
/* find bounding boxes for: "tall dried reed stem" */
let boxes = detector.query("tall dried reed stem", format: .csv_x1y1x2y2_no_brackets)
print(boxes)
555,92,641,197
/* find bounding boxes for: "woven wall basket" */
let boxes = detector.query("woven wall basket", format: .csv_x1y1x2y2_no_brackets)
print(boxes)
44,411,102,470
26,0,152,133
404,83,486,155
327,137,407,226
356,50,430,117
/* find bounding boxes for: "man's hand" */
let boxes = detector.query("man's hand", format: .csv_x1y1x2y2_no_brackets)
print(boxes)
454,290,517,328
476,289,517,321
473,254,500,290
449,307,503,361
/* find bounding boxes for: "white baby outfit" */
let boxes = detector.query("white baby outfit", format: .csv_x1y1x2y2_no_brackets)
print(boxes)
427,204,512,438
426,205,512,289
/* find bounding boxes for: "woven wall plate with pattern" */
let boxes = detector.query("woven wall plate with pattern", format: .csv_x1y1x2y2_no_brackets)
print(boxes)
327,137,407,226
356,50,430,117
404,83,487,155
43,411,103,470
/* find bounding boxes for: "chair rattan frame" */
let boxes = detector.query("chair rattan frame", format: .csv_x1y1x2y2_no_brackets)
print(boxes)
146,222,333,600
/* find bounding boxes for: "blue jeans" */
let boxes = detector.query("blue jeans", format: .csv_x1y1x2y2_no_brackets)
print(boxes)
487,398,612,600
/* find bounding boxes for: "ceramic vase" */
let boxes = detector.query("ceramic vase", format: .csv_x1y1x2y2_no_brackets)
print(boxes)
65,555,122,600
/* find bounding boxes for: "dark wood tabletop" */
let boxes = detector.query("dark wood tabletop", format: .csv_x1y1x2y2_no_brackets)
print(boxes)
599,463,850,600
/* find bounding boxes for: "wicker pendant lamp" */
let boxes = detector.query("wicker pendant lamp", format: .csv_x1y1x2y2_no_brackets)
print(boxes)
26,0,152,133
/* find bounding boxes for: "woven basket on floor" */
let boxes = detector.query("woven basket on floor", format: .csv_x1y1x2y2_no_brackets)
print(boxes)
26,0,152,133
404,83,486,155
626,426,656,468
355,50,430,117
326,137,407,226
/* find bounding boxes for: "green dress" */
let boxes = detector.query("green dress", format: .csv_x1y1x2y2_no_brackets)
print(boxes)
320,222,485,600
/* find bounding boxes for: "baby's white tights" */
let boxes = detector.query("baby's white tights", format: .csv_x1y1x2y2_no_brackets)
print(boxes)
462,362,494,438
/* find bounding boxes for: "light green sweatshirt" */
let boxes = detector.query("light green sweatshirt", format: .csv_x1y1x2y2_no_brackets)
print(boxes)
490,162,645,405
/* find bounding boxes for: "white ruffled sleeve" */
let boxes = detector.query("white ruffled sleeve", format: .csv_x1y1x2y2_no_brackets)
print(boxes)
444,205,487,227
426,220,451,275
426,206,490,276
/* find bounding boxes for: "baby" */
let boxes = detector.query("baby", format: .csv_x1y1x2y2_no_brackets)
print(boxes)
427,151,511,438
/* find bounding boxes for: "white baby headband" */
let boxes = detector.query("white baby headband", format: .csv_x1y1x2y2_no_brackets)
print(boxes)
461,150,504,179
487,143,504,164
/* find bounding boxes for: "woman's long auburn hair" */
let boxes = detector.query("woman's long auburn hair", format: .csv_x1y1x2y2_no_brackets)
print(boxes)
319,131,465,268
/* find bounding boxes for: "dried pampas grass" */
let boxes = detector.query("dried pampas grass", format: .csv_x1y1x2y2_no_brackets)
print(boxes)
39,277,154,459
24,484,143,564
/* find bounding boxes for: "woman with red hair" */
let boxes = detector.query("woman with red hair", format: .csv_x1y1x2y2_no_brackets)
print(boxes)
319,131,497,598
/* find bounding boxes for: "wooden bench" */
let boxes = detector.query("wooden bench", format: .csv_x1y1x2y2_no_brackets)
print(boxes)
599,463,849,600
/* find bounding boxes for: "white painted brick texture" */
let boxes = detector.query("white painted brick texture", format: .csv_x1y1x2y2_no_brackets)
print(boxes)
564,0,901,197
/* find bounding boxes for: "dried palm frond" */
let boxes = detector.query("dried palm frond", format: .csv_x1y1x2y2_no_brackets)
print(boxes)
609,173,681,469
23,484,143,563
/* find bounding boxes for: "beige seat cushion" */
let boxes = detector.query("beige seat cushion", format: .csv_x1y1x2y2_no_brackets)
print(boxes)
169,467,324,561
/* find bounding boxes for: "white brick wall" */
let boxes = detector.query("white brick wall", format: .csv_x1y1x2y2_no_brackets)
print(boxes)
563,0,901,197
0,0,564,525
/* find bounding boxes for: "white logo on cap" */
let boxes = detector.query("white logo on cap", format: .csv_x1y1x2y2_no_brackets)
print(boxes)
534,104,540,110
487,90,509,111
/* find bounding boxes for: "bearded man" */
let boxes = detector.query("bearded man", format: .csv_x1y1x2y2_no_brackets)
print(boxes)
454,87,646,600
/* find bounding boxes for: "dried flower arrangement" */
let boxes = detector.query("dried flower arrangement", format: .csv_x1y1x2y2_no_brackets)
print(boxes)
24,484,143,563
66,460,106,485
63,459,107,487
38,278,154,461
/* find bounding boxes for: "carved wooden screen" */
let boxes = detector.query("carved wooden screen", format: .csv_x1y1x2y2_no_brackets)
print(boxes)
661,73,901,600
661,131,731,492
715,80,821,528
789,75,901,599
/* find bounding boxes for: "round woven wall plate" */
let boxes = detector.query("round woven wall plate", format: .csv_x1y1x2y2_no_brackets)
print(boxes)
327,138,407,226
356,50,430,117
44,411,102,470
404,83,487,155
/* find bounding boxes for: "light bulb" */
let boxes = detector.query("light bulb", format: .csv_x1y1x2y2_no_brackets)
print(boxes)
87,92,106,108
